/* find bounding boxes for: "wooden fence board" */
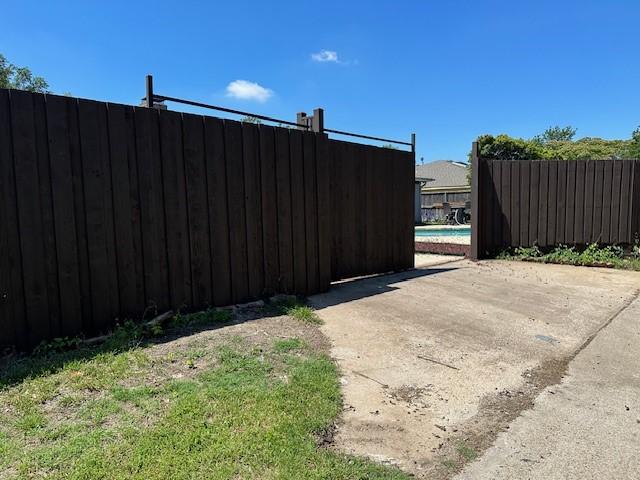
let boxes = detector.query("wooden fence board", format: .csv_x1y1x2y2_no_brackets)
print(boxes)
224,120,249,303
47,95,83,337
274,127,294,294
0,89,415,349
204,117,232,306
474,156,640,257
303,132,320,292
158,109,191,310
184,114,213,308
259,125,279,296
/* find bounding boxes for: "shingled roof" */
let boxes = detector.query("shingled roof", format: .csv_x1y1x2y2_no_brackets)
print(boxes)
415,160,468,189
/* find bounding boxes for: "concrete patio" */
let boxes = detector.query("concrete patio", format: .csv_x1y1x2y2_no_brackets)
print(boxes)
309,254,640,479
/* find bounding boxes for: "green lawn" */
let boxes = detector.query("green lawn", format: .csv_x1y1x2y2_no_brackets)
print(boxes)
0,308,409,480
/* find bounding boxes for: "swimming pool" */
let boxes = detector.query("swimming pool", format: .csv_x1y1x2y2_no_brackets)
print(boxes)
415,227,471,237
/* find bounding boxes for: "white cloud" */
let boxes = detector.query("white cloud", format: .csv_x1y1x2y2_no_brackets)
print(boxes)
225,80,273,103
311,50,339,63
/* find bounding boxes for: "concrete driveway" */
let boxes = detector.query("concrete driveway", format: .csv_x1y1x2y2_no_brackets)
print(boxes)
309,255,640,479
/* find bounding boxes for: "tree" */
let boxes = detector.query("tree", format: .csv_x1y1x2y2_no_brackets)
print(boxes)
0,54,49,93
475,134,547,160
623,126,640,159
532,125,577,144
241,115,261,124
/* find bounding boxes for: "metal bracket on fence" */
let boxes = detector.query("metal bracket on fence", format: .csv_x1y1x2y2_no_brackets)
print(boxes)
297,108,324,133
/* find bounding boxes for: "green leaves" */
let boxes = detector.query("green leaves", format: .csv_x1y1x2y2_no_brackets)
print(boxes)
0,53,49,93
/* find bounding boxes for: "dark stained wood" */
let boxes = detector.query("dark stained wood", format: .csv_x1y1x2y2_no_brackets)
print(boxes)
509,161,520,247
565,160,576,243
259,125,279,296
537,161,549,246
489,161,503,247
618,160,633,242
158,109,191,309
224,120,249,303
632,162,640,240
601,160,613,244
528,161,539,246
574,160,586,244
33,94,62,338
592,160,605,242
1,89,417,350
315,133,331,290
0,89,25,348
302,132,320,292
108,103,146,316
583,160,595,243
289,129,307,294
78,99,120,331
500,161,511,245
274,127,294,293
46,95,83,336
519,161,530,246
241,122,265,299
134,106,170,313
610,160,623,242
555,161,567,245
183,113,213,307
547,161,558,245
10,90,51,345
204,116,232,306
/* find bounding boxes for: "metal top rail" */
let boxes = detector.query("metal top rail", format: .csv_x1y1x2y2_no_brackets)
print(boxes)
144,75,415,151
152,94,310,129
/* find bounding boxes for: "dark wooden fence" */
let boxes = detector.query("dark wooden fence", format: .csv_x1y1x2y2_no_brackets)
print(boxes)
0,89,414,350
471,144,640,259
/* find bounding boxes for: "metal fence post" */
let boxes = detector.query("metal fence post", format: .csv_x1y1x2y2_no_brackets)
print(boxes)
312,108,324,133
145,75,154,108
470,141,481,260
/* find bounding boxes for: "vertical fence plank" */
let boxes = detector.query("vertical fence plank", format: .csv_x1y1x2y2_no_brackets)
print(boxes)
500,161,511,246
158,109,191,310
509,161,520,247
274,127,294,293
632,161,640,239
547,161,558,245
109,103,146,316
528,161,539,246
78,99,120,332
537,161,549,246
241,122,265,300
134,106,170,313
555,161,567,245
618,160,632,242
10,90,51,345
583,160,595,243
259,125,279,296
592,160,605,242
303,132,320,293
0,90,25,349
46,95,83,337
601,160,613,244
33,94,62,338
489,161,503,248
204,116,232,306
610,160,623,243
289,129,308,293
402,151,415,268
565,161,577,243
224,120,249,303
316,133,331,290
184,114,213,308
519,161,530,246
574,160,586,244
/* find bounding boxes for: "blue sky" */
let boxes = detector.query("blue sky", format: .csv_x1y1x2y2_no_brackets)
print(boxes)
2,0,639,162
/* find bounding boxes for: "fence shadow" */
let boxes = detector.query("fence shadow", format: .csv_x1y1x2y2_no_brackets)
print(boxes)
309,264,463,309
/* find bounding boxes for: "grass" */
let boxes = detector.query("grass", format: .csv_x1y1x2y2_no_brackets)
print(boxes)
498,242,640,271
0,308,409,479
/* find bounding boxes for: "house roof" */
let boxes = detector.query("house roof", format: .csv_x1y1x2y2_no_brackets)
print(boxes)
415,160,468,189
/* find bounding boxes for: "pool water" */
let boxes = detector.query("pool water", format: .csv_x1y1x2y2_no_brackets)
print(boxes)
415,227,471,237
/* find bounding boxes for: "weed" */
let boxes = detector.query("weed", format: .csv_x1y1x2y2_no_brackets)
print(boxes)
273,338,305,353
456,441,478,461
